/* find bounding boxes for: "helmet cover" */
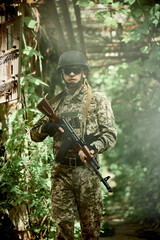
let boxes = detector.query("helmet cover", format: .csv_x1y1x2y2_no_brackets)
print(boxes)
57,50,90,72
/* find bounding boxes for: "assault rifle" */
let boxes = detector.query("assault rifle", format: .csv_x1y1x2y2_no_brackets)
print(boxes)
37,97,112,192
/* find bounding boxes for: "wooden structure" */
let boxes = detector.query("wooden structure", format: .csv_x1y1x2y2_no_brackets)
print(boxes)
0,13,21,104
0,1,159,239
0,0,152,98
33,0,150,75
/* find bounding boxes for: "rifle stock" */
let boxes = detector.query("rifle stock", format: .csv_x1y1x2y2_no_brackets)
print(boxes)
37,98,59,122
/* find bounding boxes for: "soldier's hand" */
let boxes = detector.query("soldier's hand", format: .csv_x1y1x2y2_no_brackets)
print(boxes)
41,122,63,137
78,149,95,165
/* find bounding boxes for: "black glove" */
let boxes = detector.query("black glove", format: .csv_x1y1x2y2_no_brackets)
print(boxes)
41,122,59,137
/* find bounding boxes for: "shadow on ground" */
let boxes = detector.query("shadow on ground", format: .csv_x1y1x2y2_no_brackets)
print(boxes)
100,220,160,240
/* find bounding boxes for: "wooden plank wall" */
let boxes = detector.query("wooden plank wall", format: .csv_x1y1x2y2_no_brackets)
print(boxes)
0,16,21,104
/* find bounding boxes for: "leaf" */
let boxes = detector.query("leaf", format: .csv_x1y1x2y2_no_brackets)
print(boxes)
122,35,131,43
32,48,43,58
23,46,34,57
155,3,160,12
23,17,37,29
155,11,160,19
27,76,49,87
112,2,121,8
140,46,151,54
153,19,159,26
99,0,113,4
20,75,48,87
20,76,26,83
76,0,94,7
104,16,118,28
18,109,25,115
95,12,105,20
124,0,135,4
133,8,142,17
23,46,43,58
128,0,136,4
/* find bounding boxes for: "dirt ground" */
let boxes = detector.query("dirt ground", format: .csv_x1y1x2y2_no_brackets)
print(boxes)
100,220,160,240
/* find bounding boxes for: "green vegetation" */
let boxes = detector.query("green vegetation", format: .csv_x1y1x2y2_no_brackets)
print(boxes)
90,0,160,223
0,0,160,239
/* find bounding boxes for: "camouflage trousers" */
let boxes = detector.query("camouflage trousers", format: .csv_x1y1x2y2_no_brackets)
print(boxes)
51,162,103,240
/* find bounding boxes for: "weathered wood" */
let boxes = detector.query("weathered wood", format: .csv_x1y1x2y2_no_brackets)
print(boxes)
59,0,76,49
0,80,17,93
0,48,19,65
46,0,68,52
72,0,86,53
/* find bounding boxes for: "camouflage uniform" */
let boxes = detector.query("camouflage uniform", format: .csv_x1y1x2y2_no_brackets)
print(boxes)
30,83,117,240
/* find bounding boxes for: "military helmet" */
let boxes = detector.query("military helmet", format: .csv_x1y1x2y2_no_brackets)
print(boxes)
57,50,90,72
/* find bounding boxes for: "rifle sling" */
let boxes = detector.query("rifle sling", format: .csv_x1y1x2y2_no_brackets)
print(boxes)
49,90,66,112
81,83,92,140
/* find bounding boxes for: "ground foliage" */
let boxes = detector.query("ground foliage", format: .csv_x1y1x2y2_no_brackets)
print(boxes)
0,8,56,240
89,0,160,224
0,0,160,239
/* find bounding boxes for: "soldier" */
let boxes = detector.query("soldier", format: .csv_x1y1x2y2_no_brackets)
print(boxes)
30,50,117,240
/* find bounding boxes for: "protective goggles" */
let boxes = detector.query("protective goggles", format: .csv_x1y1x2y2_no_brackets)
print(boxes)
62,67,83,75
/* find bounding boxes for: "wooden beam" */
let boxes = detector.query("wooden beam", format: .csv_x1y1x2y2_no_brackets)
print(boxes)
59,0,76,49
46,0,68,52
0,82,15,93
72,0,86,53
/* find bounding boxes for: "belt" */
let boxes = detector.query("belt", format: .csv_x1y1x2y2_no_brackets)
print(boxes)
55,157,84,167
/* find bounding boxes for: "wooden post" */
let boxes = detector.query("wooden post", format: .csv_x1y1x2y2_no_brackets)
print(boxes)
59,0,76,49
72,0,86,54
47,0,68,52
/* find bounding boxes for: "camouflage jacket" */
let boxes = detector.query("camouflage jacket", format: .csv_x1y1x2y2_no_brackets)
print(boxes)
30,83,117,157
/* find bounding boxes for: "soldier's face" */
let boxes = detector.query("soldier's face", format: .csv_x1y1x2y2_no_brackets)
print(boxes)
62,66,86,85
